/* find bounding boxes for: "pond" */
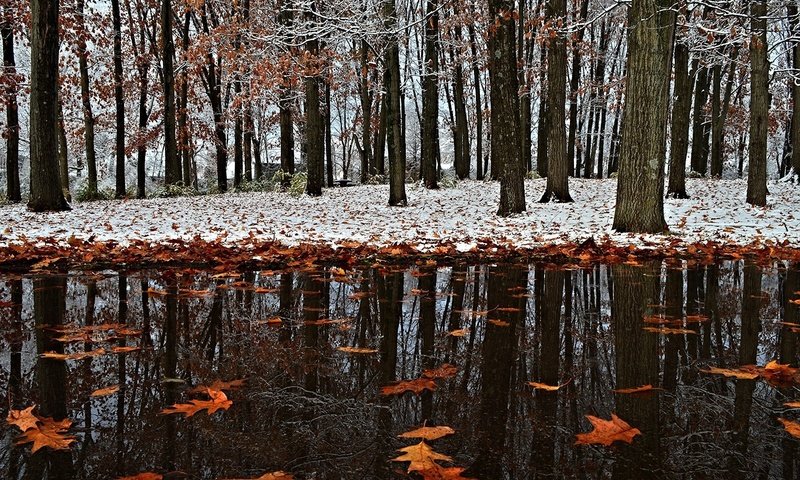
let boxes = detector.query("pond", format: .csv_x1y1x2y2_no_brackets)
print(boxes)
1,260,800,479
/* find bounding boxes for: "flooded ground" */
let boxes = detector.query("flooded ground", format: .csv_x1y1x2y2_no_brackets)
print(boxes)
1,259,800,479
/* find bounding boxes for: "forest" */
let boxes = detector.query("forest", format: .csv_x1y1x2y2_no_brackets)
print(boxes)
2,1,799,233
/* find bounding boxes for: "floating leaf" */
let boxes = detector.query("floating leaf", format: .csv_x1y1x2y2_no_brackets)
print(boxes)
117,474,163,480
7,406,39,432
15,417,76,453
399,426,455,441
415,466,475,480
446,328,469,337
643,326,697,335
221,472,295,480
380,378,438,396
761,360,800,386
779,418,800,439
392,441,453,473
700,366,759,380
575,413,641,446
422,364,458,379
161,388,233,417
337,346,379,354
613,384,661,394
487,319,510,327
91,385,120,397
40,348,106,361
527,381,565,391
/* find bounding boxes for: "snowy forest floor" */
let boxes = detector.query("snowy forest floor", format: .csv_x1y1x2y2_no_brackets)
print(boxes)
1,178,798,268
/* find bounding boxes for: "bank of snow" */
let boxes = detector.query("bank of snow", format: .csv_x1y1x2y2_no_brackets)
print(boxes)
1,178,797,252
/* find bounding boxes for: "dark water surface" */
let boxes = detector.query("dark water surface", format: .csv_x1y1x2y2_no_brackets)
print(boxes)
2,260,800,479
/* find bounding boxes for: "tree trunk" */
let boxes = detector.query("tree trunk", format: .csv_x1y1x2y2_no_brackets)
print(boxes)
385,0,407,206
790,2,800,180
162,0,180,186
112,0,126,197
2,13,20,202
57,99,70,200
453,29,470,180
421,0,439,188
536,46,549,178
234,81,243,188
613,0,674,233
540,0,572,202
305,9,324,197
200,5,226,192
689,67,709,176
490,0,525,215
77,0,98,197
358,40,373,182
28,0,69,211
567,0,590,177
747,1,768,206
179,11,192,187
325,78,334,186
469,23,484,180
667,42,691,198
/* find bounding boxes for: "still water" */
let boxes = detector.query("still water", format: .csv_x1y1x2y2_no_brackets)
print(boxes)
1,260,799,479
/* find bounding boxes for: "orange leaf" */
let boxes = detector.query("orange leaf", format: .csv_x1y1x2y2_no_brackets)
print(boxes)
422,364,458,379
784,401,800,408
7,406,40,432
487,319,511,327
398,426,455,441
117,474,164,480
527,381,565,391
446,328,469,337
380,378,438,396
337,346,378,354
575,413,641,446
643,327,697,335
779,418,800,439
15,417,76,453
221,471,295,480
392,441,452,473
91,385,120,397
415,465,475,480
700,367,759,380
161,388,233,417
761,360,800,386
613,384,661,394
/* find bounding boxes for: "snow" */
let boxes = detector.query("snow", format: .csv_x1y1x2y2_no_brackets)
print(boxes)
1,178,797,253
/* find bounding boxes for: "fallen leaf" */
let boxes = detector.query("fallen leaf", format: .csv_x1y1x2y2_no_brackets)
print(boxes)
398,425,455,441
487,319,510,327
446,328,469,337
613,384,661,394
784,401,800,408
91,385,120,397
161,388,233,417
7,406,39,432
380,378,438,396
117,474,164,480
15,417,76,453
700,367,759,380
527,381,565,391
779,418,800,439
40,348,106,361
337,346,379,354
422,364,458,379
643,327,697,335
415,465,475,480
221,472,295,480
392,440,453,473
761,360,800,386
575,413,641,446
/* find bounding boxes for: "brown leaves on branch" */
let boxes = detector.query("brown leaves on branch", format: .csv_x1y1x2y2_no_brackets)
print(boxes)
575,414,641,447
7,406,76,453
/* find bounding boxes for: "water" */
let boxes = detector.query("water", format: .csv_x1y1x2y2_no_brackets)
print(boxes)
1,260,799,479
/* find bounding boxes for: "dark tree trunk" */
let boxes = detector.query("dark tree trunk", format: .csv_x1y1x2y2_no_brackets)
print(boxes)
453,31,470,180
358,40,373,182
200,5,226,192
325,79,334,187
747,1,768,206
490,0,525,215
540,0,572,202
29,0,69,211
613,0,674,233
567,0,590,177
305,29,324,196
112,0,126,197
279,1,295,187
667,41,691,198
469,23,484,180
179,11,192,186
790,3,800,180
421,0,439,188
162,0,180,186
385,0,407,206
2,14,20,202
690,67,709,176
234,81,243,188
536,46,549,178
57,98,70,200
77,0,98,197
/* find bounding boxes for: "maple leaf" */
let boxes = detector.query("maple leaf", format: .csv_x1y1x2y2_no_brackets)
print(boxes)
381,378,438,396
761,360,800,386
15,417,76,453
415,465,476,480
40,348,107,361
161,388,233,417
7,406,40,432
779,418,800,439
398,425,455,441
642,326,697,335
527,381,567,391
700,366,759,380
117,474,163,480
337,346,379,354
574,413,641,446
422,364,458,379
91,385,120,397
613,384,661,394
392,441,453,473
189,379,247,394
222,472,295,480
446,328,469,337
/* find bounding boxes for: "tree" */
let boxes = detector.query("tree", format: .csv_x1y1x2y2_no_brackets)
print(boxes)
77,0,98,198
789,1,800,181
305,2,324,197
384,0,407,206
746,0,768,206
540,0,572,203
162,0,180,186
112,0,126,197
28,0,69,211
613,0,675,233
2,2,20,202
667,39,691,199
279,0,295,188
490,0,525,216
420,0,439,189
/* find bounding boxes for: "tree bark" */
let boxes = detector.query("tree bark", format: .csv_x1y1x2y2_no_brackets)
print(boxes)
667,41,691,198
384,0,407,206
28,0,69,211
57,99,70,200
469,23,484,180
689,67,709,176
540,0,572,202
567,0,590,177
305,18,324,196
112,0,126,197
77,0,98,197
613,0,674,233
162,0,180,186
2,12,20,202
747,1,768,206
421,0,439,188
790,2,800,180
490,0,525,215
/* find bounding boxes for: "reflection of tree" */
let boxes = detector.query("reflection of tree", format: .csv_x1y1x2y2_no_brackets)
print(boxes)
28,276,74,479
664,266,685,392
115,275,128,476
418,268,436,422
468,265,527,478
612,263,660,479
162,276,178,471
727,262,762,478
8,278,23,479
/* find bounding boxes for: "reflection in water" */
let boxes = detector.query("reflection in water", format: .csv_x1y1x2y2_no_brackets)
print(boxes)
0,261,799,479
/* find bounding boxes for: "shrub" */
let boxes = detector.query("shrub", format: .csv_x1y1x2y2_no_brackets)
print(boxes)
288,172,308,197
74,183,115,202
150,182,199,198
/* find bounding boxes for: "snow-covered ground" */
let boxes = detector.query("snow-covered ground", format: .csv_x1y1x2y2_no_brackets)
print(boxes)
1,178,797,253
